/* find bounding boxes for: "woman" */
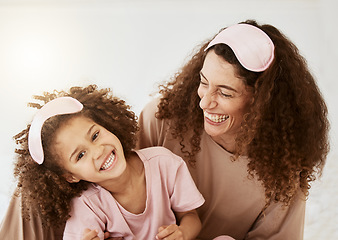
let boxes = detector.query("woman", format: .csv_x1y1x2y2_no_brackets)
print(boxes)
137,20,329,239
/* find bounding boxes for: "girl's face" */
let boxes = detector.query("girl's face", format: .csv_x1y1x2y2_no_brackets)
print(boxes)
197,50,253,148
54,116,127,188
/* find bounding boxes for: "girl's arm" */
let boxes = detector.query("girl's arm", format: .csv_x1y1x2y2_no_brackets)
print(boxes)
156,209,202,240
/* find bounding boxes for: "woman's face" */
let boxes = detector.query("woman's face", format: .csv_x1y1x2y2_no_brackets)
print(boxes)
197,50,253,148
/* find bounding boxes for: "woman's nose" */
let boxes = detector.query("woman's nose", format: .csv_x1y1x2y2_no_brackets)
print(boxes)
199,90,217,109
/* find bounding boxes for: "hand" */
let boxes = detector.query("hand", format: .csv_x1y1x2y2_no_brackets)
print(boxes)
81,228,123,240
81,229,100,240
156,224,185,240
104,231,123,240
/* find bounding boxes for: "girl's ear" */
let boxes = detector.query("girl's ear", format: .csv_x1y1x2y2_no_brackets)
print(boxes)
64,174,80,183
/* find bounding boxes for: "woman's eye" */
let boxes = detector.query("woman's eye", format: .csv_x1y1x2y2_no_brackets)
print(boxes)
220,91,232,98
199,80,208,87
77,151,85,161
92,131,99,141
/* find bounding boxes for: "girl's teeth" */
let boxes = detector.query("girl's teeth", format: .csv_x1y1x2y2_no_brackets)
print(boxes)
204,112,229,123
100,152,115,170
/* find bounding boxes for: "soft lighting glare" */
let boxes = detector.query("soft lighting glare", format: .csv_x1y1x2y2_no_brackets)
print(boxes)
10,34,49,75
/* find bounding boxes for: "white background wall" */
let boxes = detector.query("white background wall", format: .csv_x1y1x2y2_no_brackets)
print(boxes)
0,0,337,238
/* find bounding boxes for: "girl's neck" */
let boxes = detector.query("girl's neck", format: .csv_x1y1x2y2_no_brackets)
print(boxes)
108,152,147,214
102,152,144,193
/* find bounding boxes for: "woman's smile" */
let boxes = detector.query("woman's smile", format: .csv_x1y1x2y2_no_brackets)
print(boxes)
204,111,229,124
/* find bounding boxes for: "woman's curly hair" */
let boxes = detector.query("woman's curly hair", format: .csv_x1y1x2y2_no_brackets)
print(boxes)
14,84,138,227
157,20,330,206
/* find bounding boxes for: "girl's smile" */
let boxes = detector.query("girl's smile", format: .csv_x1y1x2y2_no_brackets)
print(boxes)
100,150,117,171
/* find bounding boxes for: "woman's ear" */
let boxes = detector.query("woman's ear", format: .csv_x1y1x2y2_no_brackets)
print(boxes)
64,174,80,183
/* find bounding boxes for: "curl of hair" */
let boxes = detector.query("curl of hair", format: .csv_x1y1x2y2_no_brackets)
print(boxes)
14,84,138,227
157,42,207,166
157,20,330,205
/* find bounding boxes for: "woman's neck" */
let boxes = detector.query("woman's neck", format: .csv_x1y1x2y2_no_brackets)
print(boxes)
211,134,236,154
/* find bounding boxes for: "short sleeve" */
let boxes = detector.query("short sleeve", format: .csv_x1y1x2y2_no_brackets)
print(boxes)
169,154,205,213
63,195,106,240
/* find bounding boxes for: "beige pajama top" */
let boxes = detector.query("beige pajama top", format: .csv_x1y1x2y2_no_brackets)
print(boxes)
137,98,306,240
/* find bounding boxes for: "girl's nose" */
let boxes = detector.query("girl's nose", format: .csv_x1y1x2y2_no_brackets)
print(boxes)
92,145,104,161
199,91,217,110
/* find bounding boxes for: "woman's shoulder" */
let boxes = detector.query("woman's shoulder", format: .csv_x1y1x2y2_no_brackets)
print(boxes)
140,97,160,118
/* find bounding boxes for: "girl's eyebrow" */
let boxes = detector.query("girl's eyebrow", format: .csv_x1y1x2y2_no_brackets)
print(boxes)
69,124,96,161
199,71,238,93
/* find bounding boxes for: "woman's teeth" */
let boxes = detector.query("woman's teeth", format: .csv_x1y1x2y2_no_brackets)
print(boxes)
204,112,229,123
100,152,115,170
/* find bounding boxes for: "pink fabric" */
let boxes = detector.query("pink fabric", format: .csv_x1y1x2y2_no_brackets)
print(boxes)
205,23,274,72
63,147,205,240
213,236,235,240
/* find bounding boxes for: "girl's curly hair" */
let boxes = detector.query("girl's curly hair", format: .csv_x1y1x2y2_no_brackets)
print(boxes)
157,20,330,206
14,84,138,227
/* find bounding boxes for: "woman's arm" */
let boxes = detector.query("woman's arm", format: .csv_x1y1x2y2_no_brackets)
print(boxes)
245,190,306,239
0,193,63,240
156,209,202,240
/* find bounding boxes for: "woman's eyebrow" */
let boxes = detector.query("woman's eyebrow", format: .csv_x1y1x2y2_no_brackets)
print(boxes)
199,71,238,93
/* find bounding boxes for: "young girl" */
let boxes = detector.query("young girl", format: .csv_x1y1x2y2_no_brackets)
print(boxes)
13,85,205,240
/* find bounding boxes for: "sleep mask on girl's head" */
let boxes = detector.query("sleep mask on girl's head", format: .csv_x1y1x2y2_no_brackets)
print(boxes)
205,23,275,72
28,97,83,164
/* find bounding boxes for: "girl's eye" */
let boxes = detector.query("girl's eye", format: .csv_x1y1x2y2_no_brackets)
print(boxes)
92,131,99,141
77,151,85,161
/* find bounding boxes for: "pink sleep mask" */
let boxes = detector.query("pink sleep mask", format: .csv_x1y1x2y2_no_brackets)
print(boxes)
28,97,83,164
205,23,275,72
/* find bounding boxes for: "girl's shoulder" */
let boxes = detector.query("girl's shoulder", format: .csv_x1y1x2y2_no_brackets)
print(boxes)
136,146,184,167
70,184,114,212
74,184,105,201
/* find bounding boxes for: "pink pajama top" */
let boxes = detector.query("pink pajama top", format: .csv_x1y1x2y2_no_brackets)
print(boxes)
63,147,205,240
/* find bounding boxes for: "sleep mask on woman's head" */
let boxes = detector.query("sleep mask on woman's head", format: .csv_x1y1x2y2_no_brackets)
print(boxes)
28,97,83,164
205,23,275,72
